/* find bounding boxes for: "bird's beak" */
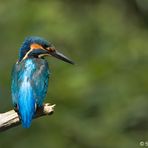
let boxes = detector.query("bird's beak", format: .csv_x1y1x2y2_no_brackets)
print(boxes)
48,49,74,64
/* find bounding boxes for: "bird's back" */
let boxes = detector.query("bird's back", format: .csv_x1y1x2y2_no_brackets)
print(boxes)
11,58,50,128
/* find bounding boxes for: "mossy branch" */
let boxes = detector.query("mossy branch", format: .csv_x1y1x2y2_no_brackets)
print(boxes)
0,103,55,132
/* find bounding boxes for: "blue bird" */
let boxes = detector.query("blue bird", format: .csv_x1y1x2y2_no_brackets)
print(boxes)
11,36,74,128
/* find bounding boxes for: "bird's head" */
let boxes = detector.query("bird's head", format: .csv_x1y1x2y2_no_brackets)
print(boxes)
18,36,74,64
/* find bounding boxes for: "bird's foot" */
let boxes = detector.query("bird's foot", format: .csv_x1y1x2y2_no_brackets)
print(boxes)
14,104,18,112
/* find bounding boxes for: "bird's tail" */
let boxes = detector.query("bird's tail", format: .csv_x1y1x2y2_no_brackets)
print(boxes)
18,82,35,128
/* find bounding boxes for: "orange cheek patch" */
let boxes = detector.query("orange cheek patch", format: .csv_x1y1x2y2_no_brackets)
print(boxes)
30,43,44,50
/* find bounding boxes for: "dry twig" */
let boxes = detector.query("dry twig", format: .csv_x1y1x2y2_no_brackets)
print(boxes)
0,103,55,132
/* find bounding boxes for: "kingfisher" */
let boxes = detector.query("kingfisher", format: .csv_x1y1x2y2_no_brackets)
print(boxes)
11,36,74,128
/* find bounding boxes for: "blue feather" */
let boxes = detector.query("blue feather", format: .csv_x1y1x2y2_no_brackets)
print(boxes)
11,58,50,128
18,80,35,128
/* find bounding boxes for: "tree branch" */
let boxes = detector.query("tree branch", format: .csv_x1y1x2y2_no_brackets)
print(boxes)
0,103,55,132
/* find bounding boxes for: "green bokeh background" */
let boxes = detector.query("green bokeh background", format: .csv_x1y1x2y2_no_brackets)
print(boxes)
1,0,148,148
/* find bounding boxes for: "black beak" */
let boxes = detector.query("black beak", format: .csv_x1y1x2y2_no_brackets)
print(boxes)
49,50,74,64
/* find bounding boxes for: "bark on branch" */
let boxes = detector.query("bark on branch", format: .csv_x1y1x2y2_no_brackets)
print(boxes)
0,103,55,132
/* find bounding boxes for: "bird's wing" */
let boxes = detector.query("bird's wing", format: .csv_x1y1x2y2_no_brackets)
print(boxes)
11,59,50,108
11,64,19,107
11,59,50,127
31,59,50,107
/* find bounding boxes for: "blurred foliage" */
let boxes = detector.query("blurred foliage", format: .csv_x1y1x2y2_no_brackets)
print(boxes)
1,0,148,148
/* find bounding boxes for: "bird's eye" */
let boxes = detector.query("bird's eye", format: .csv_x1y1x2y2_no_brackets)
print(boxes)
43,44,48,49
